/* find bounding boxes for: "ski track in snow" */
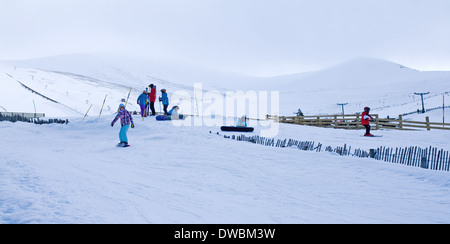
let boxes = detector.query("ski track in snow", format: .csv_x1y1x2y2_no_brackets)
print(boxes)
1,117,449,224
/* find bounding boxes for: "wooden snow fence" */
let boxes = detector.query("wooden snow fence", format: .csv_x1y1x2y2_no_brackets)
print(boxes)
266,114,450,131
0,112,45,119
222,134,449,172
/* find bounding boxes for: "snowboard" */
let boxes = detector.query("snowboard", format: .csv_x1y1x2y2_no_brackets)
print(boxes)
156,115,171,121
361,135,383,137
220,126,254,132
156,115,186,121
117,143,130,147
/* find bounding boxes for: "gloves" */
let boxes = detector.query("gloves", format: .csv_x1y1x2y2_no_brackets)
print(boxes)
131,124,135,128
111,122,114,127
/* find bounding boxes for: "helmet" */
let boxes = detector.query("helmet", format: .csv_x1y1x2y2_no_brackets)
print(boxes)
364,107,370,112
119,104,125,109
161,89,166,92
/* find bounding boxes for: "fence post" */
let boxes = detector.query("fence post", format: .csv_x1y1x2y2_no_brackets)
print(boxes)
375,114,379,130
398,114,403,129
356,114,360,129
334,115,338,129
426,116,430,131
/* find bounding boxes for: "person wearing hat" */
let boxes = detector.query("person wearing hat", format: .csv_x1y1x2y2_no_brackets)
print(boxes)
111,104,135,147
159,89,169,115
168,106,183,120
148,84,157,116
361,106,375,136
137,90,148,117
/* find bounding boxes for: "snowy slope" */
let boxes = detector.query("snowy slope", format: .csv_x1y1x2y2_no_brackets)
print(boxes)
2,55,450,121
1,117,449,224
0,54,256,118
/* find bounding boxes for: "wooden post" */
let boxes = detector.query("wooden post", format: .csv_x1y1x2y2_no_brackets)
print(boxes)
356,114,360,129
334,115,337,129
426,116,430,131
398,114,403,129
375,114,379,130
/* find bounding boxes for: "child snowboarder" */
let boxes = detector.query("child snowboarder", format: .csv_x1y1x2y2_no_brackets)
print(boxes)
159,89,169,115
111,104,135,147
361,107,374,136
137,91,148,117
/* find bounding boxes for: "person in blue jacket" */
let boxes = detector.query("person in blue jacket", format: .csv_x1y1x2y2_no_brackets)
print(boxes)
159,89,169,115
137,91,148,117
236,115,248,127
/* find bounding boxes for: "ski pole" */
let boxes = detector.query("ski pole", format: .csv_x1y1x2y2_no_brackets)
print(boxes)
99,94,107,118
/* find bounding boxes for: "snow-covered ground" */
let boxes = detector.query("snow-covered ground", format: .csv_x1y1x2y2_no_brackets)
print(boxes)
1,116,449,224
1,54,449,224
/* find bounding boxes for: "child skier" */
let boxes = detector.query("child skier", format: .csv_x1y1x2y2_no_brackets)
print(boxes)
111,104,135,147
361,107,374,136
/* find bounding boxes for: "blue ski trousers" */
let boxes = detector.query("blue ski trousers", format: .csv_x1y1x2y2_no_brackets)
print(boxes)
119,124,129,143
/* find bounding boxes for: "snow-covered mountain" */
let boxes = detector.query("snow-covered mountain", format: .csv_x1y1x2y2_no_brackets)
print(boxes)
260,57,450,118
1,54,450,121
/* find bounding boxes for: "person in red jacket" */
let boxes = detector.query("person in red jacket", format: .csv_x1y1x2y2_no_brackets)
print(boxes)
148,84,157,116
361,107,374,136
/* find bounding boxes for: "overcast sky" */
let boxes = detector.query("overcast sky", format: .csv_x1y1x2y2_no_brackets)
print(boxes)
1,0,450,76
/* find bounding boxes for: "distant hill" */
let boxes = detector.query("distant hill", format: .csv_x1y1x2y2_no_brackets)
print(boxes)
1,54,449,120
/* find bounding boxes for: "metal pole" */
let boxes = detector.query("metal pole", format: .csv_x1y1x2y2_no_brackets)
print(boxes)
124,87,132,108
99,94,107,118
33,100,37,118
337,103,348,119
83,104,92,120
414,92,429,113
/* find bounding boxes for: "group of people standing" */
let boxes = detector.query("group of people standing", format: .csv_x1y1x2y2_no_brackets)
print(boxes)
111,84,171,147
137,84,170,117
